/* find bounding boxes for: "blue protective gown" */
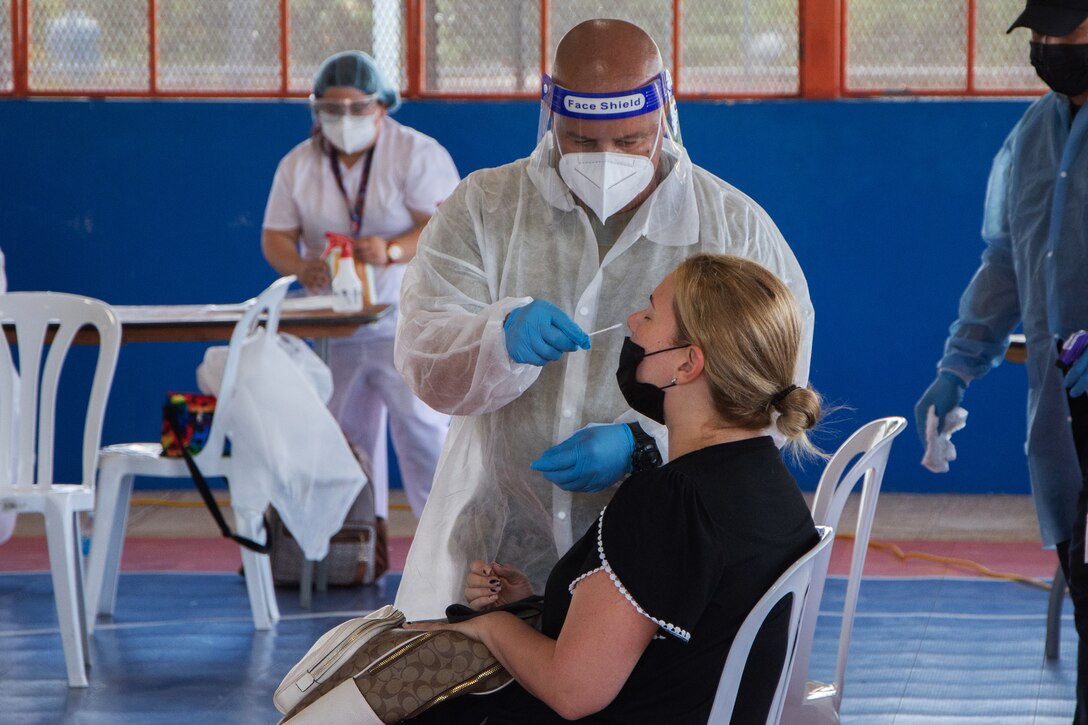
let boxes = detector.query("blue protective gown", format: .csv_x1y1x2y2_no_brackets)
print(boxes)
939,92,1088,547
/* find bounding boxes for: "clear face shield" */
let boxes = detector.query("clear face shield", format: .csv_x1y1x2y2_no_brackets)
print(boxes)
309,93,383,155
536,71,683,223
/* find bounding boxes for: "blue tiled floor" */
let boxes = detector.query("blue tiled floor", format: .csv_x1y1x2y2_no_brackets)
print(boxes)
1,572,398,725
811,577,1078,724
0,572,1078,724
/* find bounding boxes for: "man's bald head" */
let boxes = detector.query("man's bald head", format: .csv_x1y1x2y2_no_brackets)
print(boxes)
552,19,663,92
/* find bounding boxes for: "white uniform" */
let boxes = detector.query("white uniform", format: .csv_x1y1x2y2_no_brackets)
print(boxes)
263,118,460,518
394,136,814,618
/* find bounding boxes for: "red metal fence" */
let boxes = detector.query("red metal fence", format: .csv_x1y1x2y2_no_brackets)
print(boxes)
0,0,1043,99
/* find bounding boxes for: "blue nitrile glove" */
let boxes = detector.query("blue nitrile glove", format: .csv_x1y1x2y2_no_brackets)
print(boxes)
531,424,635,493
1067,352,1088,399
913,370,967,444
503,300,590,366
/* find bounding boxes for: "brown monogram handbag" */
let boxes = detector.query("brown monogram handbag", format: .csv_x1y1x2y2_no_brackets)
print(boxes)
275,599,543,724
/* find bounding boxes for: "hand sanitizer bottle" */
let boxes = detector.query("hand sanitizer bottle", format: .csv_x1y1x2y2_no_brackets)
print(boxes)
331,242,364,312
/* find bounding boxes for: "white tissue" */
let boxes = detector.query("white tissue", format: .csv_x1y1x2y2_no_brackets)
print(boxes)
922,405,968,474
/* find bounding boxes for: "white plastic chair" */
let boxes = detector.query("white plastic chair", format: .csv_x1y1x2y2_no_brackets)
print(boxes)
84,277,295,633
0,293,121,687
781,416,908,725
708,525,835,725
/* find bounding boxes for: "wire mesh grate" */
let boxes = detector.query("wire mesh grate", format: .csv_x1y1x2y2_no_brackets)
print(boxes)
846,0,968,93
28,0,148,91
288,0,405,94
547,1,673,82
1,2,12,92
975,0,1045,92
423,0,540,94
680,0,798,96
8,0,1047,97
157,0,279,92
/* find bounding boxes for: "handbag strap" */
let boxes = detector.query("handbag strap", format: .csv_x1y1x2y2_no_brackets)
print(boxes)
164,407,271,554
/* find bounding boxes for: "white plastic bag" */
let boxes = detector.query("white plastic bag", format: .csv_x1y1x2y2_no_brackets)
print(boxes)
217,328,365,560
197,332,333,404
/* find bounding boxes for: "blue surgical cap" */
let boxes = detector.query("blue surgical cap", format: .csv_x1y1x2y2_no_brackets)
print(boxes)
312,51,401,113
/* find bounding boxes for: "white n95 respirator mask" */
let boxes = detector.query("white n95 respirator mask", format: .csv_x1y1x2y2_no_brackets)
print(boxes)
558,151,655,223
320,113,378,154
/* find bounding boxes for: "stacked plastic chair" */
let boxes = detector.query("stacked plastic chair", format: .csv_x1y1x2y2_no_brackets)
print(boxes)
782,416,908,724
84,277,296,632
0,293,121,686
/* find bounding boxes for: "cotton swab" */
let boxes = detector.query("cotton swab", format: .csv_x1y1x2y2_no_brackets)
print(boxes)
588,323,623,337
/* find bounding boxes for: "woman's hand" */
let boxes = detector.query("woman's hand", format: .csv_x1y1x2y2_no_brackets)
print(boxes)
352,235,390,265
297,258,330,292
464,560,535,610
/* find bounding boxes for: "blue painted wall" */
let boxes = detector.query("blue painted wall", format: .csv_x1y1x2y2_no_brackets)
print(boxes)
0,97,1034,495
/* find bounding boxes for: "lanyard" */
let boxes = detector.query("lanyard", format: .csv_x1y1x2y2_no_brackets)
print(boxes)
328,147,375,239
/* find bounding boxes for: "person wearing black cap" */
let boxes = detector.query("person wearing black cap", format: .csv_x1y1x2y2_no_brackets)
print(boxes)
914,2,1088,722
261,51,460,527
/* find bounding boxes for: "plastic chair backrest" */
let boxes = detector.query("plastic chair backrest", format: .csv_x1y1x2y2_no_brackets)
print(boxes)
0,293,120,490
708,525,835,725
198,276,295,459
785,416,907,715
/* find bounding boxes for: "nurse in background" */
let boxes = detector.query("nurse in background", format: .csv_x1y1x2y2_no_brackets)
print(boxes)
261,51,459,522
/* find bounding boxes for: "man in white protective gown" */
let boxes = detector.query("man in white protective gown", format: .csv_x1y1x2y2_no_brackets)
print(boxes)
393,19,814,619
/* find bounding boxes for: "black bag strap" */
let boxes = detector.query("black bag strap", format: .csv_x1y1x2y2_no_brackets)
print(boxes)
164,405,271,554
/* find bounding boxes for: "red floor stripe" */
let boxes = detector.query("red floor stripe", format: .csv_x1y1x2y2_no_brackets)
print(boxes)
1,535,1056,580
0,535,413,573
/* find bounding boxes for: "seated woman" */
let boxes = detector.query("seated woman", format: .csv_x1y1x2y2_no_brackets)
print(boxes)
407,253,823,724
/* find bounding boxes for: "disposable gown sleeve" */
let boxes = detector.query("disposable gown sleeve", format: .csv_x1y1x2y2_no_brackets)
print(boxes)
737,208,813,388
394,180,542,416
938,131,1022,382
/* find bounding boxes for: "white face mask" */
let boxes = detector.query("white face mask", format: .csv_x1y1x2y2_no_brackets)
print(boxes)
558,152,655,223
555,122,662,223
320,112,379,154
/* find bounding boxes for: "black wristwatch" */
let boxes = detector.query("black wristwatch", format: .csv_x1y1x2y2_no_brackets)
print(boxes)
627,422,662,472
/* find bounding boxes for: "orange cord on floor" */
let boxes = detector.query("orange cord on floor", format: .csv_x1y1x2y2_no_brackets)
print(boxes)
837,532,1052,591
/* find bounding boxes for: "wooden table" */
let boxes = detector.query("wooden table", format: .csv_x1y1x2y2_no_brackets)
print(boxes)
4,302,390,345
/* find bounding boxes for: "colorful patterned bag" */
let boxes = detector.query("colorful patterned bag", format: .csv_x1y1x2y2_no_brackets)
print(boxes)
160,392,216,457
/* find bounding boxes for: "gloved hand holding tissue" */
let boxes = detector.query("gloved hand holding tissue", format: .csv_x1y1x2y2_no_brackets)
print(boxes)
922,405,968,474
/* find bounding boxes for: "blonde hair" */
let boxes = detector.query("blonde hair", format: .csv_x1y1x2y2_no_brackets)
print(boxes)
671,254,823,458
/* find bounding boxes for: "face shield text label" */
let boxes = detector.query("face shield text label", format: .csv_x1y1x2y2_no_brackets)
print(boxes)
563,93,645,115
538,72,680,144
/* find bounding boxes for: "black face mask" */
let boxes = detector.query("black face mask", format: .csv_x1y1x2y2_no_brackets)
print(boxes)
1031,42,1088,97
615,336,685,424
